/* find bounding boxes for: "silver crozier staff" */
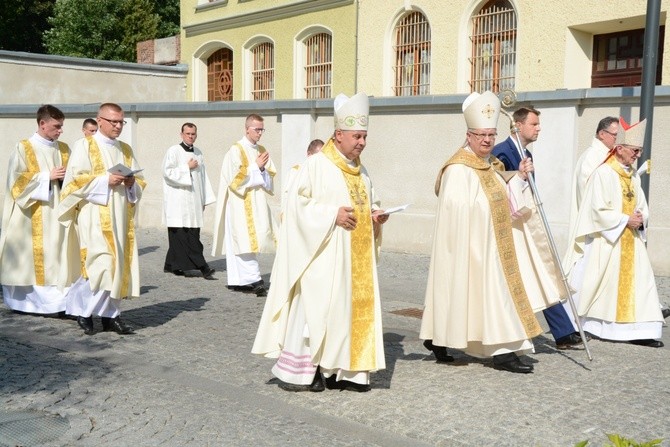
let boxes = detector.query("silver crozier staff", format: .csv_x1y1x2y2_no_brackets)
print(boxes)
499,89,593,361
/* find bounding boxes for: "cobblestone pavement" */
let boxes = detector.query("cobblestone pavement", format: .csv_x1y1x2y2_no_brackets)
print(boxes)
1,228,668,446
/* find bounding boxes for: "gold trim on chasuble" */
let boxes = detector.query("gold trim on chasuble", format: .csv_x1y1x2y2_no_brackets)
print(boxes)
606,158,636,322
322,140,376,370
443,148,543,338
66,138,137,297
232,143,258,252
14,140,45,285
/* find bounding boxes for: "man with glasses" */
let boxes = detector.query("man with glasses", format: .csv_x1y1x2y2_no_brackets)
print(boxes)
0,105,76,316
492,107,584,351
212,114,277,297
59,103,146,335
253,93,389,392
420,91,565,374
567,116,620,233
563,118,665,347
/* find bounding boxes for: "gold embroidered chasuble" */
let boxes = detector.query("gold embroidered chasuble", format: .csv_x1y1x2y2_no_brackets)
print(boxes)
322,141,376,370
59,136,145,299
442,149,543,338
211,140,277,257
0,138,71,288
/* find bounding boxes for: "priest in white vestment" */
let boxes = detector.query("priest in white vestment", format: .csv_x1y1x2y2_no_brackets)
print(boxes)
0,105,78,315
58,103,146,335
280,138,324,221
252,93,389,392
211,114,277,297
420,91,565,374
162,123,216,279
564,118,664,348
563,116,620,271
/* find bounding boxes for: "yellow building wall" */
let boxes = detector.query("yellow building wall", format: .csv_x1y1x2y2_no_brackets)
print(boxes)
180,0,357,100
355,0,670,96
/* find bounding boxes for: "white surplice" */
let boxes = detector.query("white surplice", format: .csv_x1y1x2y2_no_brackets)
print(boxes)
162,144,215,228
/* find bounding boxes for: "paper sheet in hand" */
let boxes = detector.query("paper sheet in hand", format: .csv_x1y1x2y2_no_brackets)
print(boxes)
108,163,144,177
381,203,410,215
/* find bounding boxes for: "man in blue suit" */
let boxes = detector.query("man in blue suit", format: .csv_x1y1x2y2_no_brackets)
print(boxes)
492,106,583,350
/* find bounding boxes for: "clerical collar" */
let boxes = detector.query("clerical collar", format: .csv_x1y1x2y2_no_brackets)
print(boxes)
94,132,117,146
241,136,257,148
335,147,357,166
180,142,194,152
464,145,491,163
31,132,57,147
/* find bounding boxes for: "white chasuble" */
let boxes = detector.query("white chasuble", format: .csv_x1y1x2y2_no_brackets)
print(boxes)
565,160,662,340
59,135,145,300
211,138,277,256
0,136,77,313
252,138,385,379
420,148,564,358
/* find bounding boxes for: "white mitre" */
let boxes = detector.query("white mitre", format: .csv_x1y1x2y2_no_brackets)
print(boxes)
462,91,500,129
334,92,369,131
616,117,646,147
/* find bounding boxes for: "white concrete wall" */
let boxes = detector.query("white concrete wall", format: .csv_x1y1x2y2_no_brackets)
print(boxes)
1,90,669,275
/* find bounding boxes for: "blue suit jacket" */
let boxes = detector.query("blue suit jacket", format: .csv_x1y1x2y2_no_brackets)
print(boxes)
492,136,531,170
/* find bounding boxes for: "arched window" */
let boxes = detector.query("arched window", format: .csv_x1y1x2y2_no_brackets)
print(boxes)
251,42,274,100
208,48,233,101
393,11,431,96
469,0,516,93
304,33,332,99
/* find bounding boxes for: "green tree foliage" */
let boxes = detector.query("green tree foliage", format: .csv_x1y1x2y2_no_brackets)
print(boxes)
156,0,181,38
43,0,171,62
0,0,55,53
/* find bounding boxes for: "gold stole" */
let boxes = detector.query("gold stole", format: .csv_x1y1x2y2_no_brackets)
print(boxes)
442,148,543,338
606,158,636,322
229,143,271,253
322,140,376,370
10,140,69,285
61,137,138,298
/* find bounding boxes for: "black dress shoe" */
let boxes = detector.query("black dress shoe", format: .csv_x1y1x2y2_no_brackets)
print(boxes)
423,340,455,363
164,267,185,276
555,333,584,350
101,317,135,335
492,353,533,374
630,339,664,348
662,308,670,319
228,280,267,296
277,372,325,392
253,283,268,297
200,267,217,280
324,375,371,392
77,316,95,335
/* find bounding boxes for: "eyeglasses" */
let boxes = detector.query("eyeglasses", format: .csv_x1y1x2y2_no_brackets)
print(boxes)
249,127,265,133
623,145,642,155
468,131,497,140
602,130,618,137
99,117,127,126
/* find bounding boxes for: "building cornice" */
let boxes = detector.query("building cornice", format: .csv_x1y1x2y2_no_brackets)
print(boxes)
185,0,354,37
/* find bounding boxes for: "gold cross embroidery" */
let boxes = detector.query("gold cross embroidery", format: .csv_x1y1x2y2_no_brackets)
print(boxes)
351,184,366,212
482,104,495,119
